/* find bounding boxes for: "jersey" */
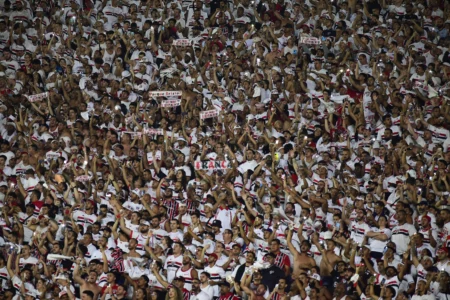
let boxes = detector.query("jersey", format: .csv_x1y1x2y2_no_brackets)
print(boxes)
165,254,183,283
175,267,195,290
204,265,225,297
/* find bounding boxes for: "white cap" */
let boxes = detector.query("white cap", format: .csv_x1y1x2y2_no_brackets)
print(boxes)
223,96,232,104
55,274,69,281
132,189,141,196
407,169,417,179
309,273,321,281
252,86,261,97
284,68,294,75
185,76,193,85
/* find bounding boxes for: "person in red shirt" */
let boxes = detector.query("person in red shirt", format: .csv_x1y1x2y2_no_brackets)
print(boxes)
270,239,290,275
218,282,239,300
101,272,119,296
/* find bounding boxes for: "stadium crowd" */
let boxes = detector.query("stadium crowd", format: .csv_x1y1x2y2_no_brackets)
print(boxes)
0,0,450,299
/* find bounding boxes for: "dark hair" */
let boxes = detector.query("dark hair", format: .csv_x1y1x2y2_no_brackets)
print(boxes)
83,291,95,299
405,177,416,185
386,286,396,296
94,57,104,65
31,190,41,199
271,238,281,245
78,244,88,256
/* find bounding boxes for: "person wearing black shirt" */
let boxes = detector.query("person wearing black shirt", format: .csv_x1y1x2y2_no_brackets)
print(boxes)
233,252,256,283
260,253,285,292
330,261,348,289
343,267,357,297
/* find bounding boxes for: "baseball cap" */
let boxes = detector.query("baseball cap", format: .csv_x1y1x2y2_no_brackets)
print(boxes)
309,274,321,281
208,253,218,260
211,220,222,228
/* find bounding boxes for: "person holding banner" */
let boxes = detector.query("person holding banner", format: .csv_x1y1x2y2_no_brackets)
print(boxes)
0,0,449,299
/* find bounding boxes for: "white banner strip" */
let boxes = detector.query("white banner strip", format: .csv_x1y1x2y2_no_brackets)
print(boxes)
300,37,321,45
26,92,49,102
143,128,164,135
161,99,181,108
122,131,142,139
200,109,219,120
75,175,91,182
148,91,182,97
173,39,191,46
194,160,231,170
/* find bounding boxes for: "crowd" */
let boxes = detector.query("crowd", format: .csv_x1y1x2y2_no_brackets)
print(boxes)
0,0,449,299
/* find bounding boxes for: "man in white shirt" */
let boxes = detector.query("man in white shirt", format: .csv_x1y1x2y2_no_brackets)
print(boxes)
199,271,214,300
203,253,225,297
391,210,417,255
18,244,38,268
191,277,212,300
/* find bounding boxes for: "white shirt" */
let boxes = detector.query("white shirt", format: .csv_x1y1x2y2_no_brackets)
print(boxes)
391,223,417,255
191,291,212,300
200,285,214,300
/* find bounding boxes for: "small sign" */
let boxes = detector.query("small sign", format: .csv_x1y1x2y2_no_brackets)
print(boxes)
300,37,321,45
75,175,91,182
194,160,231,170
122,131,142,139
148,91,183,97
26,92,48,102
143,128,164,135
200,109,219,120
161,99,181,107
173,39,191,46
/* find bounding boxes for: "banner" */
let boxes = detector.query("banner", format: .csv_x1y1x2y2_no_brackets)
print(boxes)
149,91,183,98
75,175,91,182
300,37,321,45
26,92,48,102
143,128,164,135
173,39,191,46
194,160,231,170
161,99,181,108
200,109,219,120
121,131,142,139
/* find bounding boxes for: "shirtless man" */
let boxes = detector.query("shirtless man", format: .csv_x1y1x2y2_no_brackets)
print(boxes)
73,257,102,300
313,237,340,277
286,228,316,276
124,238,142,258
